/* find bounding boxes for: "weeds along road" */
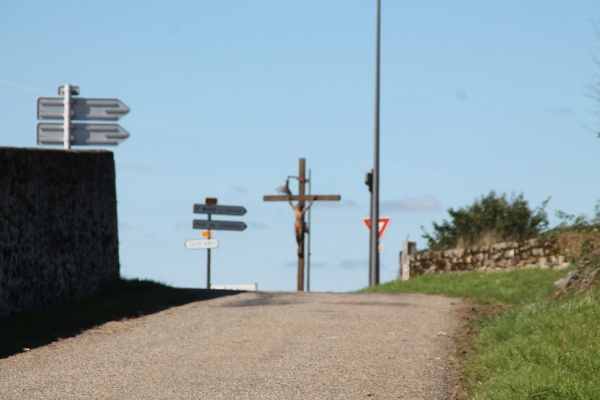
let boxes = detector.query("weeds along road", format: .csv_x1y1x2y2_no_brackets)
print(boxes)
0,291,465,400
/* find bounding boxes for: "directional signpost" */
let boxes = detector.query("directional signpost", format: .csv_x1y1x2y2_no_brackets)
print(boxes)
37,97,130,121
36,85,131,149
193,204,246,216
187,198,247,289
192,220,247,231
37,123,129,146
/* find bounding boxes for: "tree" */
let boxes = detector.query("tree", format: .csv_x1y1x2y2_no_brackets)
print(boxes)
421,191,550,250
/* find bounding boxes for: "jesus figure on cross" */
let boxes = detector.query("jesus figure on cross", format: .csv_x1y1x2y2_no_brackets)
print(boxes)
287,197,315,255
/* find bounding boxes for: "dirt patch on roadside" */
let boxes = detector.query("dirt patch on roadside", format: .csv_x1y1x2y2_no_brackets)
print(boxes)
449,302,511,400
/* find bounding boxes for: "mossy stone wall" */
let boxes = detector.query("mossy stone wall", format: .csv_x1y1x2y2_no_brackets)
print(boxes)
404,238,568,278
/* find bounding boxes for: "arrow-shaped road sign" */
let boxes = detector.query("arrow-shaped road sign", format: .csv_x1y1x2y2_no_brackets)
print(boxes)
193,220,247,231
37,123,130,146
193,204,247,216
37,97,130,121
363,217,392,240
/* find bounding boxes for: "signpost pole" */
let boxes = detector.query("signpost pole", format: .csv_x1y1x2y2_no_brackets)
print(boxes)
206,214,212,289
37,85,130,148
63,84,71,150
307,168,311,292
188,198,245,290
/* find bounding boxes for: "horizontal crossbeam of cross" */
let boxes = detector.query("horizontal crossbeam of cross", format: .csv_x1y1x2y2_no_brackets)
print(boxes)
263,195,341,202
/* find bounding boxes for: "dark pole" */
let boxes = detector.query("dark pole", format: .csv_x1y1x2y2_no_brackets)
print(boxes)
370,0,381,287
307,168,312,292
206,214,212,289
298,158,306,291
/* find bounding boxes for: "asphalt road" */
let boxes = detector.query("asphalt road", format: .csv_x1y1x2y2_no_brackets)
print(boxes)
0,291,465,399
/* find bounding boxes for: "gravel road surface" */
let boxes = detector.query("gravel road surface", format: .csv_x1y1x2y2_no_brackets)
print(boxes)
0,291,465,399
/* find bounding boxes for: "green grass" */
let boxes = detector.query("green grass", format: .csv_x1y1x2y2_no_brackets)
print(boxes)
362,268,568,306
364,268,600,399
464,286,600,399
0,279,240,359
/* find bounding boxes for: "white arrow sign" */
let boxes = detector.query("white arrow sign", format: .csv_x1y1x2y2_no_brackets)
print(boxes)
37,97,130,121
185,238,219,250
37,123,130,146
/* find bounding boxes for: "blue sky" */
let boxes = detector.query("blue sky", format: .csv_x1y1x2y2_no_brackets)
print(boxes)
1,1,599,292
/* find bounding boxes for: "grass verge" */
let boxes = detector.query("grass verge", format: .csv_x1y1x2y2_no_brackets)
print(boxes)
361,268,568,306
363,268,600,399
463,285,600,399
0,279,240,359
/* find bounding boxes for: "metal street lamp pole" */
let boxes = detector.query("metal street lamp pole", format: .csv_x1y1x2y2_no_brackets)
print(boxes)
307,168,312,292
369,0,381,287
297,158,307,291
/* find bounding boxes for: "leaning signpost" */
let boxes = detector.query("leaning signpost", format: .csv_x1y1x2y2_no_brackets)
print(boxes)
37,85,130,149
188,198,247,289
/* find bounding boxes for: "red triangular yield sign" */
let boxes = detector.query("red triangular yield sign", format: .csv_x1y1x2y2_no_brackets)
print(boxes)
363,217,391,240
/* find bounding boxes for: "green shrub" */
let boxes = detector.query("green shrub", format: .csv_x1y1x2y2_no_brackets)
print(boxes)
422,191,550,251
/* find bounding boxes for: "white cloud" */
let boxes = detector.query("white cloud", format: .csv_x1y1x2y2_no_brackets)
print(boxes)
546,107,574,117
312,199,360,209
380,196,441,213
340,259,366,270
0,78,45,94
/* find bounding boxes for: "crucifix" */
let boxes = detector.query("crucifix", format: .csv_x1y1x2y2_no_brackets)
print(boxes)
263,158,341,291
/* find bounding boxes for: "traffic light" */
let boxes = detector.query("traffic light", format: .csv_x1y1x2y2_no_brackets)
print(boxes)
365,171,373,192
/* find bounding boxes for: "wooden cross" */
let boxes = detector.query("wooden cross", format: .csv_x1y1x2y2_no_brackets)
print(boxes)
263,158,341,291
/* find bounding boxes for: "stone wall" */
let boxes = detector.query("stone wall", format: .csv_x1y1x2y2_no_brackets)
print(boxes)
0,147,120,318
402,238,568,278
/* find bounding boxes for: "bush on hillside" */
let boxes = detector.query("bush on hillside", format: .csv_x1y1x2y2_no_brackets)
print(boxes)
421,191,550,251
548,202,600,292
549,200,600,234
